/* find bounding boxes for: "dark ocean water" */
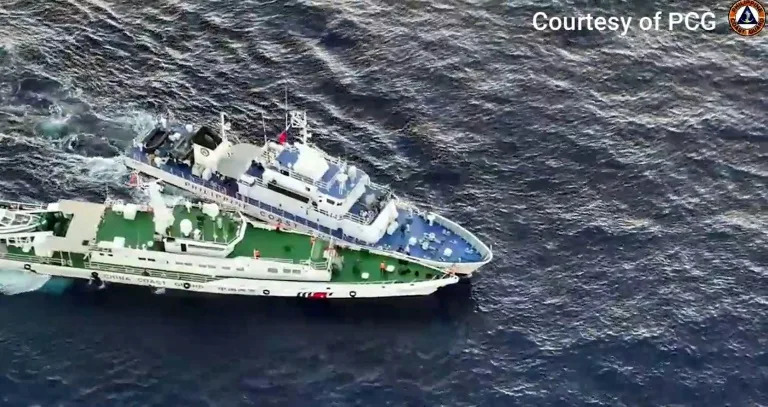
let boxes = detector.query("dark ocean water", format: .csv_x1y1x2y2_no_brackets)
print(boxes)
1,0,767,405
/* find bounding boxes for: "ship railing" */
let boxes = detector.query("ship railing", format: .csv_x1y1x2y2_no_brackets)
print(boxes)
367,181,392,195
342,211,371,225
0,200,47,212
395,199,427,218
0,251,67,266
85,261,215,283
256,256,301,265
271,162,334,191
347,273,454,285
238,173,266,188
249,256,327,270
237,192,345,225
307,260,330,270
320,150,344,165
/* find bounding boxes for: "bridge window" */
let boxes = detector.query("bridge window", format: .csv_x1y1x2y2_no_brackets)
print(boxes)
267,181,310,203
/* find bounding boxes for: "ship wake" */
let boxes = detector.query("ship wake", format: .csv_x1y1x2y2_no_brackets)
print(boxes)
0,269,51,295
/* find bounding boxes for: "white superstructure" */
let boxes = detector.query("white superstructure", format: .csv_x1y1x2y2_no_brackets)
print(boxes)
124,110,492,275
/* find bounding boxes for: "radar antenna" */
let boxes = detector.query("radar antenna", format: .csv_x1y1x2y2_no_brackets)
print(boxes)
289,111,312,144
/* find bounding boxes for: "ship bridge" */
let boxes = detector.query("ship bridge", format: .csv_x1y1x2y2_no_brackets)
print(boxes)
274,143,369,200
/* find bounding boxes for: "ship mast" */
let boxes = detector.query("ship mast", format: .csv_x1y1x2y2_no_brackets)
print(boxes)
284,86,288,130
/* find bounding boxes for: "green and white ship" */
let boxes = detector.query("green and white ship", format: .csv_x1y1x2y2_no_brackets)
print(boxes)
0,185,458,299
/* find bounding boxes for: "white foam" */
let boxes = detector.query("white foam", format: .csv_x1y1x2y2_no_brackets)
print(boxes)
0,269,50,295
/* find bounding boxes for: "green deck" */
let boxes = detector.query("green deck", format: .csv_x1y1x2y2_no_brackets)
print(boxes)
228,226,317,262
332,247,441,283
96,207,240,249
92,206,445,284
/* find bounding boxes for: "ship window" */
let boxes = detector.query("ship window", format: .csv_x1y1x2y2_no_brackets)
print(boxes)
268,268,278,273
82,240,89,246
327,199,336,205
184,262,192,266
148,259,155,262
222,266,231,270
139,257,146,260
283,269,291,274
181,243,187,252
267,181,310,203
236,267,244,271
208,265,216,269
292,269,301,274
176,262,183,265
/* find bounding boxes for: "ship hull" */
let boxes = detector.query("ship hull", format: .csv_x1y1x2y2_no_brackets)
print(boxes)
123,156,490,276
0,257,459,299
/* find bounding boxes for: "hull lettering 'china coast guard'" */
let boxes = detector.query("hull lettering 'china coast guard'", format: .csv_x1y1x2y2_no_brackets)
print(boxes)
123,111,492,276
0,184,458,298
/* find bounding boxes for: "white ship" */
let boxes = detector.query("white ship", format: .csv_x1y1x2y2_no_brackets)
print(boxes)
123,111,492,276
0,184,459,299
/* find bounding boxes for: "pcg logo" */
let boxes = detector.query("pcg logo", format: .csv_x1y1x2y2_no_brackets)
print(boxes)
729,0,766,36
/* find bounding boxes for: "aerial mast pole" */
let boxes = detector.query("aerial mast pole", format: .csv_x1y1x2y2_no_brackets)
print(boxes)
262,113,267,145
284,85,288,130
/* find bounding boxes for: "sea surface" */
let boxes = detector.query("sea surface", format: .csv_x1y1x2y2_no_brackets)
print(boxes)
1,0,767,405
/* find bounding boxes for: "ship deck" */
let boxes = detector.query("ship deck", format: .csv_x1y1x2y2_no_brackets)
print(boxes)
228,226,317,262
376,208,484,263
96,206,240,249
94,203,445,284
333,247,442,283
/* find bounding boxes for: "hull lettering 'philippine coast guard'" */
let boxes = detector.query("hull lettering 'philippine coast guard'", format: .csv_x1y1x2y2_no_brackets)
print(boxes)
0,183,459,299
123,111,493,276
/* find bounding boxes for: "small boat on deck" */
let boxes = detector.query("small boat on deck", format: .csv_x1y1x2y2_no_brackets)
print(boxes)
123,111,493,276
0,183,458,299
